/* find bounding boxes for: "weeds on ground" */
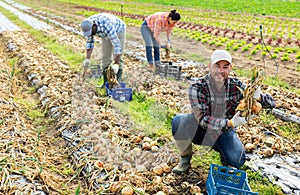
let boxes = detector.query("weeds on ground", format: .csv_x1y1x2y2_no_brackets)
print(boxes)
260,110,300,139
247,170,284,194
111,92,177,138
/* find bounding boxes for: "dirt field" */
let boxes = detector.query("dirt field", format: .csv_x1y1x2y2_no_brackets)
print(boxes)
0,0,299,194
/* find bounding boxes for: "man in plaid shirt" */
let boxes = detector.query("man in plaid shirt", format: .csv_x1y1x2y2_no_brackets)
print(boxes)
81,13,126,86
172,50,275,174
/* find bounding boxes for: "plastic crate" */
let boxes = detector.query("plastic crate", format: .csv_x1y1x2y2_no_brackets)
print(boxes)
206,164,258,195
105,82,132,102
89,64,102,79
155,62,182,80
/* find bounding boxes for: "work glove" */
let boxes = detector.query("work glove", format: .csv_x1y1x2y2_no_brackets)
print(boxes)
229,111,247,127
160,44,167,49
83,59,90,68
253,86,262,99
166,40,172,49
111,64,119,75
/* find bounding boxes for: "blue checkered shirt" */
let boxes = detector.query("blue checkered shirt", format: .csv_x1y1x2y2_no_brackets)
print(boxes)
86,13,126,54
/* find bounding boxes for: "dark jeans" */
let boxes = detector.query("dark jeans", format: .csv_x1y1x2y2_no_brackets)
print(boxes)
171,113,246,169
140,21,160,64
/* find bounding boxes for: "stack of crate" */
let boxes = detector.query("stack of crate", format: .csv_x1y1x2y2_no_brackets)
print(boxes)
155,62,182,80
89,64,102,79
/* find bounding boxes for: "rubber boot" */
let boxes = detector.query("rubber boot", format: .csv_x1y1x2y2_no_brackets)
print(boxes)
101,68,108,88
173,140,193,175
173,155,192,175
116,65,122,82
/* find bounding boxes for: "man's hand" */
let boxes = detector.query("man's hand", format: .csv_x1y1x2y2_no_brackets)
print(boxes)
229,111,247,127
253,86,262,100
111,64,119,74
83,59,90,68
166,40,172,49
82,59,90,83
160,45,167,49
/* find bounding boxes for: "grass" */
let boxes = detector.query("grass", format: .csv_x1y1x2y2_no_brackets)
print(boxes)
5,57,17,93
14,95,50,125
8,57,18,68
27,29,84,69
193,146,220,168
247,170,284,194
179,52,208,63
110,92,177,138
27,109,45,120
260,111,300,140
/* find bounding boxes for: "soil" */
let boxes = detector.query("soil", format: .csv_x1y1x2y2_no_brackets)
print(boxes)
127,26,211,58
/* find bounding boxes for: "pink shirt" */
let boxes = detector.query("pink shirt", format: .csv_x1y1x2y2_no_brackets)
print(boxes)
145,12,175,40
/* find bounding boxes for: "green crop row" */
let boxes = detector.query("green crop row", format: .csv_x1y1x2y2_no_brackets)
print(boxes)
123,0,300,18
58,0,300,47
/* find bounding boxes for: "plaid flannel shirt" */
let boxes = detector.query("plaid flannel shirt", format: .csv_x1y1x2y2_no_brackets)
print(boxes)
86,13,126,54
145,12,175,40
189,74,276,132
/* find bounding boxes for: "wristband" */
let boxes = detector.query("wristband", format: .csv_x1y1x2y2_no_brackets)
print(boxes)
228,120,233,127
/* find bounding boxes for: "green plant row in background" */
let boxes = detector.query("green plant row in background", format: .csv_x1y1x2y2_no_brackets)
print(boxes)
122,15,300,65
60,0,300,45
58,0,300,66
127,0,300,18
60,0,300,18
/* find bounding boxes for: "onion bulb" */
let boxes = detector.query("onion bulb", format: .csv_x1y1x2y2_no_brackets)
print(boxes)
251,100,262,115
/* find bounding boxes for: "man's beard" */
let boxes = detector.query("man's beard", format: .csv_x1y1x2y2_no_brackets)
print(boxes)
213,73,226,84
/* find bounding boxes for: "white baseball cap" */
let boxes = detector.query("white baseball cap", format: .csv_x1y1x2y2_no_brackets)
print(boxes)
210,50,232,64
81,19,93,37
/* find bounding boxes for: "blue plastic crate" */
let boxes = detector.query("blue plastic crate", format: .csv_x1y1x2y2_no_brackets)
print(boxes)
105,82,132,102
206,164,258,195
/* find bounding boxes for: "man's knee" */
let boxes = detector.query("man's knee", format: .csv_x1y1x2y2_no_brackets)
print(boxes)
171,114,183,136
226,150,246,169
171,114,198,140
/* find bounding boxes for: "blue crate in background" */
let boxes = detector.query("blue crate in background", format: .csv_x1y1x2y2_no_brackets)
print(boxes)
105,82,132,102
206,164,258,195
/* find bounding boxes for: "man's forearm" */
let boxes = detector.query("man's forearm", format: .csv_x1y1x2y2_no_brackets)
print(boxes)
114,54,121,64
192,107,203,123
